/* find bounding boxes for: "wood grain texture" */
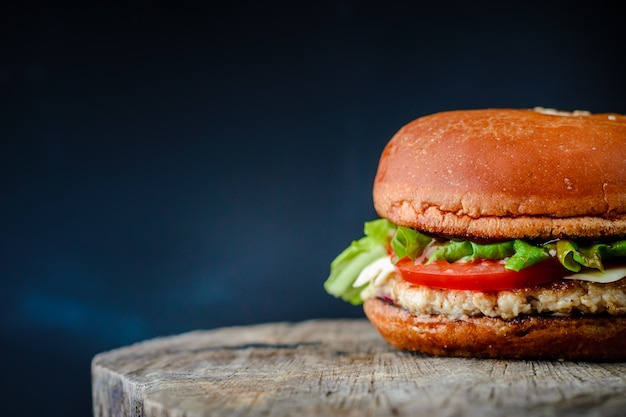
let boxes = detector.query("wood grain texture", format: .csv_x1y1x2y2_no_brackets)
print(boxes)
91,319,626,417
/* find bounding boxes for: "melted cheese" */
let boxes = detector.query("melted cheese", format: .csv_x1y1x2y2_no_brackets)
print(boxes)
563,265,626,284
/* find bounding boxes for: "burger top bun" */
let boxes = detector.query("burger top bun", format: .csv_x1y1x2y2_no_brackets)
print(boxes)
373,107,626,240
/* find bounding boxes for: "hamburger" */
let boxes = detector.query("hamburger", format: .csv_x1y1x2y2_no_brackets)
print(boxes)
324,107,626,361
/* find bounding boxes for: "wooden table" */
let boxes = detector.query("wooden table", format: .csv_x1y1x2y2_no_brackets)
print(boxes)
91,319,626,417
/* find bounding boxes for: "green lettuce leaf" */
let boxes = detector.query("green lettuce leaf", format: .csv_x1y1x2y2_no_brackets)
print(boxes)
471,241,515,260
505,240,550,271
426,240,473,263
323,219,396,305
555,240,584,272
554,239,626,272
390,226,432,261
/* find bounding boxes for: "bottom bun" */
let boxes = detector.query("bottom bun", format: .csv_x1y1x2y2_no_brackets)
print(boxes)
363,298,626,361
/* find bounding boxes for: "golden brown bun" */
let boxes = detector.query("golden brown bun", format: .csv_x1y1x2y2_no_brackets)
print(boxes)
364,298,626,361
373,108,626,240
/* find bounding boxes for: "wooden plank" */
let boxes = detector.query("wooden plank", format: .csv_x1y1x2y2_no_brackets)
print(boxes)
91,319,626,417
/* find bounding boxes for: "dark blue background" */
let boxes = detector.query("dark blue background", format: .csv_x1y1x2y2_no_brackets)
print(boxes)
2,2,625,416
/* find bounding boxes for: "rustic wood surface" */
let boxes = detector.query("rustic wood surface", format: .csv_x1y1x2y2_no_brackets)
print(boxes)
92,319,626,417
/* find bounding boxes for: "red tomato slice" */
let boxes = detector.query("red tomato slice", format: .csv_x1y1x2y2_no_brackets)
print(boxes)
395,257,567,291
